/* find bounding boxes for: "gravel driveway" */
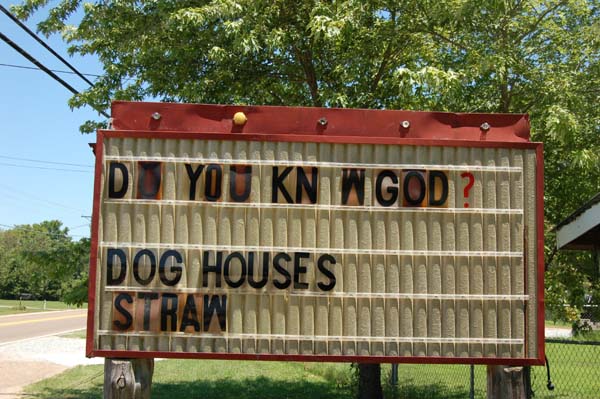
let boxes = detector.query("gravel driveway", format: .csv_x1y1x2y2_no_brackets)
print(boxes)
0,333,103,398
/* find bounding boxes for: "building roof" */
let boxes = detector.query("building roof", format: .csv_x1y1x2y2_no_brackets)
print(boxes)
556,192,600,250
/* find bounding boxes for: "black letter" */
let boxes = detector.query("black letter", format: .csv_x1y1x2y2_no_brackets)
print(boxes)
428,170,449,207
247,252,269,289
137,292,159,331
204,164,222,201
108,162,129,199
203,295,227,332
375,170,399,206
107,248,127,285
229,165,252,202
272,252,292,289
224,252,246,288
403,171,426,206
159,250,183,286
341,169,365,205
272,166,294,203
180,295,200,332
202,251,222,288
133,249,156,285
296,167,318,204
185,164,205,200
137,162,162,199
160,293,178,332
293,252,310,289
317,254,337,291
113,293,133,330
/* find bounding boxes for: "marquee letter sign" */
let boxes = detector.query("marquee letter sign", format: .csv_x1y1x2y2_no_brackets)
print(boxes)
87,102,544,365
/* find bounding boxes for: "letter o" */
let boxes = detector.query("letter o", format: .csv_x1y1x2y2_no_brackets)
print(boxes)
224,252,246,288
133,249,156,285
403,171,426,206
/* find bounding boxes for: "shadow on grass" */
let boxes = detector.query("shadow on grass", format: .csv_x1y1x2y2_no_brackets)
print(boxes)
153,375,349,398
22,387,101,399
26,376,350,399
30,381,473,399
389,383,477,399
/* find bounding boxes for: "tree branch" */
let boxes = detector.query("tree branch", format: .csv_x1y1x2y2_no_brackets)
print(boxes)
412,1,469,52
369,42,394,97
433,30,468,51
521,97,539,113
517,0,568,44
292,45,321,107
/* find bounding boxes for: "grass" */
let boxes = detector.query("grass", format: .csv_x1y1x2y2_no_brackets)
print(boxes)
0,299,86,315
24,360,356,399
529,341,600,398
58,329,87,339
23,341,600,399
388,364,485,398
568,329,600,341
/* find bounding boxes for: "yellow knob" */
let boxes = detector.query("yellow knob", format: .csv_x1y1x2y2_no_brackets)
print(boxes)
233,112,247,126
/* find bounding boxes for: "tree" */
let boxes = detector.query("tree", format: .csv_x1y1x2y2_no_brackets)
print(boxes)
60,237,91,306
0,221,89,304
14,0,599,395
0,228,37,298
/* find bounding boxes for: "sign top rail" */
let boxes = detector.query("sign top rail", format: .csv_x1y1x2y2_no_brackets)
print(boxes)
110,101,530,143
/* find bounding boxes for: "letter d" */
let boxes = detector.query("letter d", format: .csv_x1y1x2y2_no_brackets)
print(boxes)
107,248,127,285
108,162,129,199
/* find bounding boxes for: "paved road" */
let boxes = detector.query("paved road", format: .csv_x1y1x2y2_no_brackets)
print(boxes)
0,309,87,345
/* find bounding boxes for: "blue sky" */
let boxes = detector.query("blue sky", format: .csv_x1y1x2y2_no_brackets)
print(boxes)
1,2,105,239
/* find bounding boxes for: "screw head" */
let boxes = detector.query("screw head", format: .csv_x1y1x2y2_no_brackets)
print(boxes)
151,112,161,120
480,122,491,131
233,112,248,126
401,120,411,129
318,117,328,126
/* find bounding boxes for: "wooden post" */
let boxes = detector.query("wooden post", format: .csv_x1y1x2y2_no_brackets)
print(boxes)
487,365,526,399
358,363,383,399
104,358,154,399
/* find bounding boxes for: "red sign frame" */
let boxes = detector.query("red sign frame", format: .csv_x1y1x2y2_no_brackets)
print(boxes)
87,101,544,365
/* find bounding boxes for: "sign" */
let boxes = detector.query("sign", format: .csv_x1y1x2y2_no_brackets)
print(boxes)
87,102,544,365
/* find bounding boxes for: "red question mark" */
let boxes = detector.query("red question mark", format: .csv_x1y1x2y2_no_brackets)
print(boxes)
460,172,475,208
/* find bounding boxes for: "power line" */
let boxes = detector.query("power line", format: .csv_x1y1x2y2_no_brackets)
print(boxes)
0,185,89,214
0,161,93,173
0,31,110,119
0,31,78,95
69,223,91,230
0,154,93,168
0,4,95,87
0,62,101,78
0,195,89,221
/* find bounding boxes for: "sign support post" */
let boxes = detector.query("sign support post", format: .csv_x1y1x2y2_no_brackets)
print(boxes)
104,358,154,399
487,365,527,399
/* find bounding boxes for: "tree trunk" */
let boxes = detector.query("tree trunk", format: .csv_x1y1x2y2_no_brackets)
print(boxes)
104,358,154,399
487,365,527,399
358,363,383,399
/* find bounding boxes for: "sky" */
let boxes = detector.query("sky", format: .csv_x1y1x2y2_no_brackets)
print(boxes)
0,1,105,239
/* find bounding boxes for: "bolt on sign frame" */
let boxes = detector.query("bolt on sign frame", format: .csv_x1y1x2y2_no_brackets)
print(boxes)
87,101,544,365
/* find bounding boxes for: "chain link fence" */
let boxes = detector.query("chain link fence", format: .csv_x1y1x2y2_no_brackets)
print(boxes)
532,339,600,398
386,339,600,398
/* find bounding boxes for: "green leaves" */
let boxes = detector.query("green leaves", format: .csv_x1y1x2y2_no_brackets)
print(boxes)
545,105,580,144
13,0,600,318
0,222,89,304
